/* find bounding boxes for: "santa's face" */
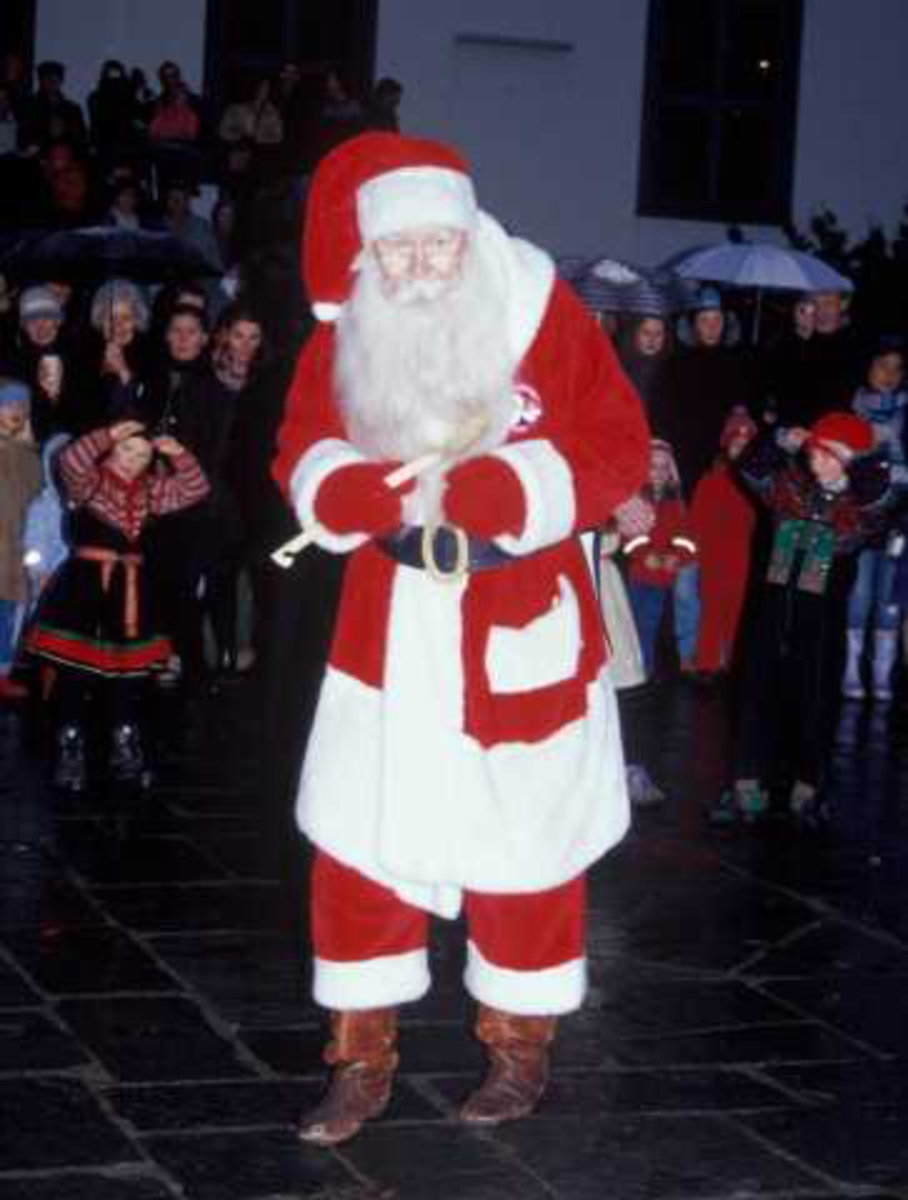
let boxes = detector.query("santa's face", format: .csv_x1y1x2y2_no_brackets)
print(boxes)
334,229,516,479
371,225,468,303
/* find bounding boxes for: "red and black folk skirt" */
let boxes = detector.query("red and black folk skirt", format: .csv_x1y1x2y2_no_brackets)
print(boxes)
27,545,171,678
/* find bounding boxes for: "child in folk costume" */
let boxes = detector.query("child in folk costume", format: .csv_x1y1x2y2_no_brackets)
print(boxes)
0,379,41,701
713,412,890,825
623,439,697,677
841,337,908,701
27,419,209,790
690,408,758,678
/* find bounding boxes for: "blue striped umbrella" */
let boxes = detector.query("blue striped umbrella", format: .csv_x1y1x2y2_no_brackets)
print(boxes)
568,256,689,317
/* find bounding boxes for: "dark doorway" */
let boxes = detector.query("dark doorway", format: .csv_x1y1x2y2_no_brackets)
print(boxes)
205,0,378,111
0,0,36,66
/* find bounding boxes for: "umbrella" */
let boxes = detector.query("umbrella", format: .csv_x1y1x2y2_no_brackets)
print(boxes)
666,241,853,340
570,255,690,318
668,241,853,293
0,226,221,285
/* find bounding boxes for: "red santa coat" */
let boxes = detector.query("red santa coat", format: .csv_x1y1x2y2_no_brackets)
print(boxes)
274,248,648,919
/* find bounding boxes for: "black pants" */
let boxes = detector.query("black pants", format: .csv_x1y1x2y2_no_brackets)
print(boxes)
734,583,837,789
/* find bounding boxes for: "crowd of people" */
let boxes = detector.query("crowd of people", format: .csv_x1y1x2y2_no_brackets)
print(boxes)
0,50,905,833
0,51,403,235
0,52,411,790
594,284,906,823
0,53,906,1142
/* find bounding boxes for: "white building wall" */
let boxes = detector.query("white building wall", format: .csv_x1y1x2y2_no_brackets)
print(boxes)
34,0,208,106
30,1,905,267
376,0,907,266
795,0,908,239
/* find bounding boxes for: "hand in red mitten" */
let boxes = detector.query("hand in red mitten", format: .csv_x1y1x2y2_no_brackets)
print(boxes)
443,455,526,539
314,462,412,536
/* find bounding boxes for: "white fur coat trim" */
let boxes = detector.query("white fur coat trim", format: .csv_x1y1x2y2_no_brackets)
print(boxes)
289,437,370,554
464,940,587,1015
313,948,431,1010
357,166,477,242
475,212,554,364
297,564,630,919
491,438,576,555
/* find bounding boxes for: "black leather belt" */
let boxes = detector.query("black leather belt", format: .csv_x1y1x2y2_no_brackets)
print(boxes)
378,524,515,576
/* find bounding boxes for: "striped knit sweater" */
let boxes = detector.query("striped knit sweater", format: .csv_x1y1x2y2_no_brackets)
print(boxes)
59,428,209,543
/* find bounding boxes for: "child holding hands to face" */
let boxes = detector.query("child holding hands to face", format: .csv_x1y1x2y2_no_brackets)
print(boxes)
27,419,209,790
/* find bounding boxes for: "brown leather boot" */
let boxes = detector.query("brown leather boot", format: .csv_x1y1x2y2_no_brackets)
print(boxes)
298,1008,399,1145
460,1004,557,1124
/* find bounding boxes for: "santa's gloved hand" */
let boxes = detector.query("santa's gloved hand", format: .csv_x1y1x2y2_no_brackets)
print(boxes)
443,455,526,539
314,462,412,536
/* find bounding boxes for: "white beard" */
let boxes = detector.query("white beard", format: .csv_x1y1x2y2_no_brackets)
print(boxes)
333,243,519,523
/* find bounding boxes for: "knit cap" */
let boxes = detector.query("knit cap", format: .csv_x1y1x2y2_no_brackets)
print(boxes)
688,285,723,314
19,285,64,323
808,411,874,458
0,378,30,411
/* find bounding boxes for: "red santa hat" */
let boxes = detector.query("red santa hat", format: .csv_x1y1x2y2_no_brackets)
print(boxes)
303,132,479,322
807,411,874,459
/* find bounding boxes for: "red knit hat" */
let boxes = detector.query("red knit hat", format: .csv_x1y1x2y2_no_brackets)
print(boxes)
808,411,874,457
303,132,478,322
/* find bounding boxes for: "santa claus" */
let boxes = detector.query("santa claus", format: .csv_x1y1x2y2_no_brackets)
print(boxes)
272,132,648,1144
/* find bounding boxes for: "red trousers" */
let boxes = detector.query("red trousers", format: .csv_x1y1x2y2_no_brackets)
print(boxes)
311,850,587,1015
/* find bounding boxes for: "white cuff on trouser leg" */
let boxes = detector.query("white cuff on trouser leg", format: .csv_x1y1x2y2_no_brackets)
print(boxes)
464,940,587,1015
313,948,431,1010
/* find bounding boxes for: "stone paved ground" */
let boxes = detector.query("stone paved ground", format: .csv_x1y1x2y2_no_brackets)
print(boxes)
1,677,906,1199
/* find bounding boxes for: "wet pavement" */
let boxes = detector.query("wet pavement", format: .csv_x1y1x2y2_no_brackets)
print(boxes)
1,676,907,1199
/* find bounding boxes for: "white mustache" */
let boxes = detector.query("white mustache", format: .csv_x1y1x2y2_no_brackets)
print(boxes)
386,277,452,306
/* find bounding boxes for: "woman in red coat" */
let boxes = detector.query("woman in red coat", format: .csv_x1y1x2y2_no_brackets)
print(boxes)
691,409,758,677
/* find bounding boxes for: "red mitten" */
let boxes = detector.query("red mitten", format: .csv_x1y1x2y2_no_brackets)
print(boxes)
314,462,412,536
443,455,526,539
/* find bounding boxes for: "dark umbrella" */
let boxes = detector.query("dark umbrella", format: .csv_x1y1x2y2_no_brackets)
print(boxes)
0,226,221,284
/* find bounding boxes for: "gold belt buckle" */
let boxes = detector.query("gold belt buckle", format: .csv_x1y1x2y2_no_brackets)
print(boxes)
421,522,469,583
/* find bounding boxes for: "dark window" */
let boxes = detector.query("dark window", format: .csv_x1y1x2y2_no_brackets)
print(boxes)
205,0,377,109
637,0,803,224
0,0,36,66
